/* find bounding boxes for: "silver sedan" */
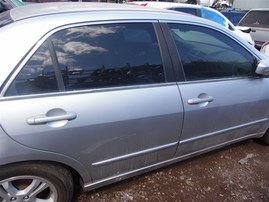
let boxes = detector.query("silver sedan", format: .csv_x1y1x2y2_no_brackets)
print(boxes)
0,2,269,202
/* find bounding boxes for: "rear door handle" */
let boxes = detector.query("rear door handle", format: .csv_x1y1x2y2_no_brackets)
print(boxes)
188,95,214,105
27,108,77,125
27,113,77,125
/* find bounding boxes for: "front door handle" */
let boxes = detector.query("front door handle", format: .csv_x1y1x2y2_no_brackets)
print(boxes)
27,108,77,125
188,95,214,105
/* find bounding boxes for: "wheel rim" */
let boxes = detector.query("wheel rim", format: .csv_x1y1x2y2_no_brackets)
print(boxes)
0,175,58,202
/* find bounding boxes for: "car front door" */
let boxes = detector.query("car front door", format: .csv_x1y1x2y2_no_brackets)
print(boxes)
0,22,184,183
165,23,269,156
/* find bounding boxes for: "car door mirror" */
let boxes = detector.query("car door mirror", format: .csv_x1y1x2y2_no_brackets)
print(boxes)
236,26,251,33
256,59,269,76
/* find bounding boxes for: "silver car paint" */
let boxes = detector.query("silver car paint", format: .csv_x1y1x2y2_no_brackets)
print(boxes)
177,78,269,156
0,125,91,181
0,84,184,183
1,3,269,191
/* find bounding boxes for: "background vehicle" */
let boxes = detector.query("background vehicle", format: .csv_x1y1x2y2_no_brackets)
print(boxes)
238,9,269,50
131,2,254,46
232,0,269,11
0,2,269,202
0,0,24,13
220,8,246,26
261,41,269,58
199,0,215,7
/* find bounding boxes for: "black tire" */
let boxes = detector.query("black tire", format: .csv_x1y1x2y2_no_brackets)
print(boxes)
0,162,74,202
261,131,269,145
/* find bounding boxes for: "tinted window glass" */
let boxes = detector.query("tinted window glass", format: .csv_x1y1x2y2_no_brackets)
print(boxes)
51,23,164,90
239,11,269,28
173,8,198,16
6,42,59,96
168,24,255,81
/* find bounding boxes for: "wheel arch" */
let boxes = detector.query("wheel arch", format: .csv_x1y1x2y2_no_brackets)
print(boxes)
0,159,88,190
0,160,77,202
0,128,92,186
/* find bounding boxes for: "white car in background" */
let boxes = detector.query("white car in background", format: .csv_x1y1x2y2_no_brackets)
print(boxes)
131,2,255,46
261,41,269,58
238,8,269,49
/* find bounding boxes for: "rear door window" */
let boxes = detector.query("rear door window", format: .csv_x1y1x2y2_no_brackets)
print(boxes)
51,23,164,91
5,41,59,96
5,23,165,96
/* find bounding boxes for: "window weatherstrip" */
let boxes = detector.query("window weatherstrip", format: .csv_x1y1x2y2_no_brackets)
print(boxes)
47,37,65,91
159,23,186,82
153,22,175,82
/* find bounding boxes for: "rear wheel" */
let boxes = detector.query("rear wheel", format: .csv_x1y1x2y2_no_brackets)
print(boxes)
0,162,74,202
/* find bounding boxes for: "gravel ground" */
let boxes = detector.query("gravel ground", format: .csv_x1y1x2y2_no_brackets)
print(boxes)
75,139,269,202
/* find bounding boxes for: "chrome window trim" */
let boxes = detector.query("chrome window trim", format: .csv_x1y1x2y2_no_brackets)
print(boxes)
92,142,178,167
83,129,264,191
0,82,178,102
176,76,261,85
180,118,268,144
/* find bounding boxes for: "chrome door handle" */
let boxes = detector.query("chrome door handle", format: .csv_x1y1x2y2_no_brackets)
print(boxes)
27,109,77,125
188,96,214,105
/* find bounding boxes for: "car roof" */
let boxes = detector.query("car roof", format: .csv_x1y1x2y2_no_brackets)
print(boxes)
9,2,185,21
130,2,202,9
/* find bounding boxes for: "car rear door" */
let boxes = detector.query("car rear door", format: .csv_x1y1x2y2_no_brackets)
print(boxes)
0,22,183,182
162,22,269,156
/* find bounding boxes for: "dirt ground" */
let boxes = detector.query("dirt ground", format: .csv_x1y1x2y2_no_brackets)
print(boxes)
76,139,269,202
